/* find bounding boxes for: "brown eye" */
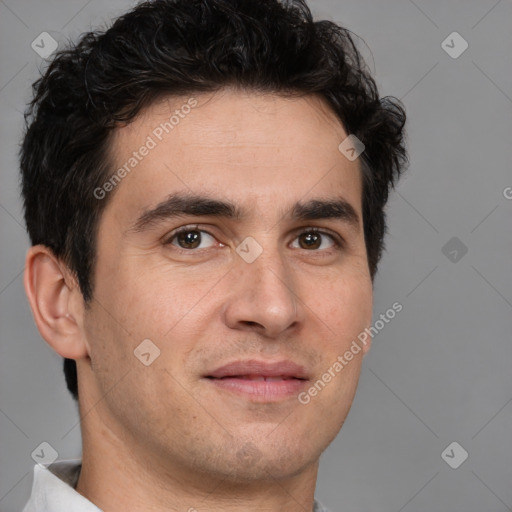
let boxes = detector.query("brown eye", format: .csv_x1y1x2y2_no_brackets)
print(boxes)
176,230,201,249
167,228,216,250
298,232,321,249
291,230,338,251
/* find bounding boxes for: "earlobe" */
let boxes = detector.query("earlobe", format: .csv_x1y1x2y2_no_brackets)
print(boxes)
24,245,89,359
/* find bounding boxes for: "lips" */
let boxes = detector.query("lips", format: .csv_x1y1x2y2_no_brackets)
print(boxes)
205,359,309,380
204,359,309,401
222,376,296,381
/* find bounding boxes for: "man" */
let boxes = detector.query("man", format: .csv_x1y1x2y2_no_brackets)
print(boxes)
20,0,407,510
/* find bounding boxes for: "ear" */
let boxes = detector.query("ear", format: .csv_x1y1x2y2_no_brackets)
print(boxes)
24,245,89,359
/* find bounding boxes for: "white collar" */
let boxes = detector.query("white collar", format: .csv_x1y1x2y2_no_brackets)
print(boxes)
23,460,102,512
23,460,331,512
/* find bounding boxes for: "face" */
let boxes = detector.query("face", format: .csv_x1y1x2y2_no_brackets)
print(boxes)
79,89,373,483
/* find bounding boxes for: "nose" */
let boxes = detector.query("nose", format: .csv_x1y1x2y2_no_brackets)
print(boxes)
222,244,303,339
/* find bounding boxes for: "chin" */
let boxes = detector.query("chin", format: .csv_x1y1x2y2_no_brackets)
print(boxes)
218,439,319,482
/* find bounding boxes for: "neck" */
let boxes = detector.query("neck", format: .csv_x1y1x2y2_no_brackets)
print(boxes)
75,405,319,512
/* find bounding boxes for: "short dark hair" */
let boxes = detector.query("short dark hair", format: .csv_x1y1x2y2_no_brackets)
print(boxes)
20,0,407,401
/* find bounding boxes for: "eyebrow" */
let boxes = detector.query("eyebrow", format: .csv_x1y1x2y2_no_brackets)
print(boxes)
131,192,360,232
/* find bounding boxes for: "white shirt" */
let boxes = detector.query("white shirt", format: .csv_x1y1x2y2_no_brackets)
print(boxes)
23,460,332,512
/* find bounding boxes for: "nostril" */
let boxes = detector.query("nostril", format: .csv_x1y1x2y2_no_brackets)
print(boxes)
243,321,263,328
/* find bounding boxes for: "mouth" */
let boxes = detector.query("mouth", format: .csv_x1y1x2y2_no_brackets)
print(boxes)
203,359,309,402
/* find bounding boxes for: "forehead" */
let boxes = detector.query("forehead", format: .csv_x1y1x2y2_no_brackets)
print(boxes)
104,89,363,225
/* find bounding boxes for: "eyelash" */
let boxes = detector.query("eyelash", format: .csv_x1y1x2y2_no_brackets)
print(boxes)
164,224,344,254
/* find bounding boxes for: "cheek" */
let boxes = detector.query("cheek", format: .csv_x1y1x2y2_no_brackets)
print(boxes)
94,261,185,339
317,272,373,338
83,302,132,375
311,279,371,409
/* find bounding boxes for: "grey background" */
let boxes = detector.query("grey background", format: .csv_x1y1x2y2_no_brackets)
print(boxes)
1,0,511,511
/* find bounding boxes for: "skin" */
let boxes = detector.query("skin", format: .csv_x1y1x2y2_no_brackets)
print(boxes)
24,88,373,512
